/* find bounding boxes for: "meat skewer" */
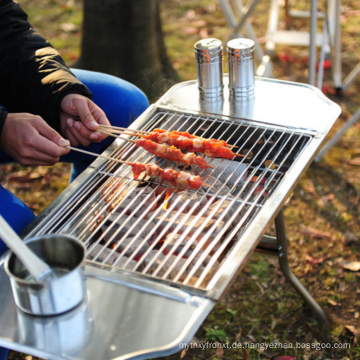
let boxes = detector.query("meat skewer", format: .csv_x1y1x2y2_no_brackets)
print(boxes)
98,125,238,149
128,162,209,189
134,139,215,169
98,128,242,160
97,130,214,169
66,146,209,190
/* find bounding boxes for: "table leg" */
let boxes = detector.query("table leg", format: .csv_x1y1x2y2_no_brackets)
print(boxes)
275,209,329,340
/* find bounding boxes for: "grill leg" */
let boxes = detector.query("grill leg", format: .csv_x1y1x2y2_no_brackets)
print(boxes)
275,209,329,340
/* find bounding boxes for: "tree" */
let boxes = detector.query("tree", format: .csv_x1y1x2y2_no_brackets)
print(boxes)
75,0,178,101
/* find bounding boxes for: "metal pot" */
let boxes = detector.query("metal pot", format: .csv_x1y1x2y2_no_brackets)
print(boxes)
4,234,86,316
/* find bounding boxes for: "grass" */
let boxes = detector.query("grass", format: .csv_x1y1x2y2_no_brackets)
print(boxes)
2,0,360,359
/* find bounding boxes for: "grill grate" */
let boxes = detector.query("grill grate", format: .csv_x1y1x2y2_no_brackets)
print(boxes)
33,110,311,290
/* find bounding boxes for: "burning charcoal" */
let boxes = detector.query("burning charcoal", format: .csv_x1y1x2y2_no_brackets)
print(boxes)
87,243,121,266
111,186,157,216
203,198,244,223
103,215,156,243
154,209,224,240
112,256,139,270
116,237,150,259
162,233,199,258
186,254,221,287
107,210,224,244
166,192,209,214
142,250,190,280
201,176,233,197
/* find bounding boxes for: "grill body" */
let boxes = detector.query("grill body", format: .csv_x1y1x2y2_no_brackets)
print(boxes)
0,77,340,360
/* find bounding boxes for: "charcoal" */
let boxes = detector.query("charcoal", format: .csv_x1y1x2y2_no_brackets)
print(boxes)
154,209,224,239
166,192,209,214
142,250,191,280
107,210,224,243
162,233,199,257
111,186,157,216
87,243,119,265
116,236,150,258
103,215,155,242
203,199,239,223
86,243,136,269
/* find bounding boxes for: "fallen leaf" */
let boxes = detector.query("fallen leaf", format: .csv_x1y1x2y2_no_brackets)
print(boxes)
342,261,360,272
355,312,359,319
242,347,249,360
317,193,335,205
299,225,332,239
180,349,187,359
192,20,207,27
328,299,338,306
60,22,79,33
7,174,31,183
274,357,295,360
215,343,224,359
306,255,329,265
182,26,198,35
345,325,360,344
345,158,360,166
199,28,209,38
185,9,196,19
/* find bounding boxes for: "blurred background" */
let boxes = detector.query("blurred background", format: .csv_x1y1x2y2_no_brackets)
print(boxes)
2,0,360,359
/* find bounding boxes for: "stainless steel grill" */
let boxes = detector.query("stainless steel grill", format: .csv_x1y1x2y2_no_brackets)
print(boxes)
0,77,341,360
30,109,311,294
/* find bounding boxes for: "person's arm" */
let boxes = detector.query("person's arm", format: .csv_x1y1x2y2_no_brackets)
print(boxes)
0,0,110,149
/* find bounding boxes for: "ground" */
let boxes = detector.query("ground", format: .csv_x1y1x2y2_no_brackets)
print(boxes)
1,0,360,359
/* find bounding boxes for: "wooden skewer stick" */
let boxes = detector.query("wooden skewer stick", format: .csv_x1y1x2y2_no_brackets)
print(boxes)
98,124,149,134
98,128,143,137
67,146,130,165
98,129,137,143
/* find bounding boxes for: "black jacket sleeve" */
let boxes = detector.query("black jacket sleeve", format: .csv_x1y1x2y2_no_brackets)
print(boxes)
0,0,93,135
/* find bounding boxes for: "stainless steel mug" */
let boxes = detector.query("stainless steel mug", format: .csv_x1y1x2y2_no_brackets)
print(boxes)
5,234,86,316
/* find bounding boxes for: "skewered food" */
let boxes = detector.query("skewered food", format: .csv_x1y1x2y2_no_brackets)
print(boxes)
142,129,242,159
127,162,207,190
135,139,213,169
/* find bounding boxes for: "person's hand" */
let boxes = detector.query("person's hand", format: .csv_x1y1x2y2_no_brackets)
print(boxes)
0,113,70,166
60,94,110,147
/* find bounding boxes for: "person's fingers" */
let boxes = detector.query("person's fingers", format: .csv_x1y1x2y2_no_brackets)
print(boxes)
17,148,66,166
32,116,70,147
67,119,92,147
73,98,99,131
86,103,110,141
73,120,102,143
64,128,80,147
89,103,110,126
20,121,69,159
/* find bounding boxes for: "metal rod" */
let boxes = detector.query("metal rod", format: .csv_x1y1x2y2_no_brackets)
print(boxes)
315,107,360,161
275,209,329,340
309,0,318,85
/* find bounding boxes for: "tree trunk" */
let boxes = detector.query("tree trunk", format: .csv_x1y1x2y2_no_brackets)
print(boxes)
75,0,178,101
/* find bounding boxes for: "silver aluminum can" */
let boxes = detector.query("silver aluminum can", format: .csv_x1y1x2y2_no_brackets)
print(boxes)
194,38,223,98
227,38,255,97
